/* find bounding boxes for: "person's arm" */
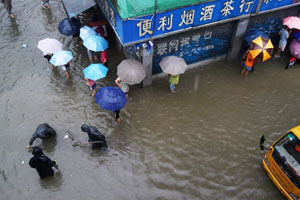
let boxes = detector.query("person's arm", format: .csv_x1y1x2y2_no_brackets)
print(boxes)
241,50,248,61
86,79,92,90
115,78,121,88
43,156,57,168
27,133,39,148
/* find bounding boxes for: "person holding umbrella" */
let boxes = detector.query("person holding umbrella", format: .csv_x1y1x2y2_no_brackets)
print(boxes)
115,77,129,98
86,78,97,97
63,61,72,79
58,17,82,47
169,74,179,93
37,38,62,70
83,35,108,63
241,50,256,78
83,63,108,97
50,50,73,79
241,36,274,77
40,0,50,9
43,53,54,69
96,86,127,123
274,26,291,58
159,56,187,93
116,59,146,96
1,0,15,18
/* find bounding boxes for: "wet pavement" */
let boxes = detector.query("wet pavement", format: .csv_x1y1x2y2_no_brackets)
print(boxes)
1,1,300,200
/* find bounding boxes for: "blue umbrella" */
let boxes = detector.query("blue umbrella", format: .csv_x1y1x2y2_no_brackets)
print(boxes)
58,18,81,36
244,30,269,45
83,63,108,81
50,50,73,66
293,31,300,41
96,86,127,112
83,35,108,52
80,25,97,40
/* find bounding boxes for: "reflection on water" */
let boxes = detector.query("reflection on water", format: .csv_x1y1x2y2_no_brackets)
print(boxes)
1,1,300,200
9,18,20,37
39,172,63,190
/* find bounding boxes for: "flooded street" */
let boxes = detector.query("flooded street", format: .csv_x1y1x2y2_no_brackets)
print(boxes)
1,1,300,199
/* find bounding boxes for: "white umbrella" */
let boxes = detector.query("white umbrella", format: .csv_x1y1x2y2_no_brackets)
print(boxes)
159,56,188,75
37,38,62,55
117,59,146,85
80,25,97,40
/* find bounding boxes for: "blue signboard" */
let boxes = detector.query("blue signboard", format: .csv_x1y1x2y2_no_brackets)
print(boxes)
260,0,300,12
122,0,258,44
153,22,234,74
97,0,299,45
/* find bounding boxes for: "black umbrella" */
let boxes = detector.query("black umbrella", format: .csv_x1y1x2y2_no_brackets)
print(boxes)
58,18,81,36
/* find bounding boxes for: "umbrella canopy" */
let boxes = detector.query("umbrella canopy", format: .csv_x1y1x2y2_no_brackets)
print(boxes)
83,35,108,52
117,59,146,85
37,38,62,55
80,25,97,40
250,36,274,62
96,86,127,112
289,39,300,59
244,30,269,46
283,16,300,30
159,56,188,75
58,18,81,36
293,31,300,41
50,50,73,66
83,63,108,81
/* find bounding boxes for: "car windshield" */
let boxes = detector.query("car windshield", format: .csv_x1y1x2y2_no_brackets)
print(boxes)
273,132,300,188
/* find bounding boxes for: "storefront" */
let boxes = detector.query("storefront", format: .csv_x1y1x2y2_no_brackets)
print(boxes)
61,0,300,85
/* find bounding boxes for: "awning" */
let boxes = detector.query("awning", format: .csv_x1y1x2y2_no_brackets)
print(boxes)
61,0,96,18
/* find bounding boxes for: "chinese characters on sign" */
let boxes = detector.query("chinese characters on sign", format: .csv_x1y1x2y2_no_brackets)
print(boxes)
101,0,299,44
200,5,216,21
136,0,257,38
137,20,153,37
221,0,234,16
157,15,173,31
156,31,214,56
260,0,299,12
153,22,234,74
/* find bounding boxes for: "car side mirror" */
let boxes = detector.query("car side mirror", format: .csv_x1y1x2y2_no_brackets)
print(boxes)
260,135,265,151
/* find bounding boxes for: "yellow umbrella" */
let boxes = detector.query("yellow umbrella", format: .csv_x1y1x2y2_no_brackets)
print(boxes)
250,36,274,62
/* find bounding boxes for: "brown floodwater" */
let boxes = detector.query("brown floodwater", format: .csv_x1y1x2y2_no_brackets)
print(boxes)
1,1,299,200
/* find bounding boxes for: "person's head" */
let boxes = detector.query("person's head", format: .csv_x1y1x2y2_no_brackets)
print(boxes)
32,147,44,156
91,14,100,22
81,124,89,133
284,25,289,31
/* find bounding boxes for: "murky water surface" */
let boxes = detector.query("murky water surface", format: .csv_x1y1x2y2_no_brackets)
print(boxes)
1,1,299,199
